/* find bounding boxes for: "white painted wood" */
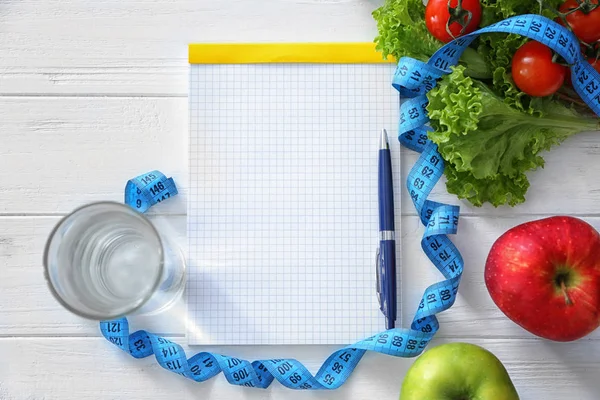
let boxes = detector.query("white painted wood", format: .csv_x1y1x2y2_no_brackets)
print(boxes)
0,0,380,96
1,337,599,400
3,214,600,342
2,0,600,398
1,96,600,215
0,97,188,215
0,65,189,97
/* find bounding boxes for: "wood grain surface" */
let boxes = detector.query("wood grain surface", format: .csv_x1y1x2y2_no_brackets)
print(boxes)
1,0,600,399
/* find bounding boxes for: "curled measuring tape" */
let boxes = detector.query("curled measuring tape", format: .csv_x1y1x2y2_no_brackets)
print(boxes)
101,155,462,389
124,170,178,213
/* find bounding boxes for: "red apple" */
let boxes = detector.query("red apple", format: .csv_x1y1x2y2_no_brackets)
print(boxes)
485,216,600,342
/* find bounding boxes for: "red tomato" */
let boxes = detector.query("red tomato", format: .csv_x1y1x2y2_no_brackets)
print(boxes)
425,0,482,43
512,41,567,97
559,0,600,43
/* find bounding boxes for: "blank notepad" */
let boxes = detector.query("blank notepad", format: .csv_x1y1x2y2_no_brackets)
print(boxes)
187,44,401,345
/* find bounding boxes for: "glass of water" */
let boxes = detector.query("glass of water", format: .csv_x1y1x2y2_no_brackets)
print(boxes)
44,201,185,320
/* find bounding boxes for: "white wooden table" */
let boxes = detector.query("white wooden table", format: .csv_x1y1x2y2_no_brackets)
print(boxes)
2,1,600,399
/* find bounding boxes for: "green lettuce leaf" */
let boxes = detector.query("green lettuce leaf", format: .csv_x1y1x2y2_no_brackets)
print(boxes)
444,165,530,207
372,0,491,78
427,66,599,207
372,0,440,62
480,0,562,26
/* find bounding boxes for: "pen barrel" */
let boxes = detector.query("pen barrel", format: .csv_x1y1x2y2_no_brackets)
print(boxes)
378,149,395,231
380,240,397,322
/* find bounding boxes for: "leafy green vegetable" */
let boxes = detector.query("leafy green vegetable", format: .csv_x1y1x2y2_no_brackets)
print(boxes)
372,0,598,207
427,66,599,207
373,0,440,62
373,0,491,79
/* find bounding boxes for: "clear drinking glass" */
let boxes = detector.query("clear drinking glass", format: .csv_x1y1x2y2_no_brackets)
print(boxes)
44,201,185,320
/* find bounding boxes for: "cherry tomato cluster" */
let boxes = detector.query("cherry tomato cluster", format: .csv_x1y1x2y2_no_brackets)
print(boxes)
424,0,600,98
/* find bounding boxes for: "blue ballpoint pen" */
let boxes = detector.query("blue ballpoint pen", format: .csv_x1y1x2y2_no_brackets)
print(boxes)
376,129,397,330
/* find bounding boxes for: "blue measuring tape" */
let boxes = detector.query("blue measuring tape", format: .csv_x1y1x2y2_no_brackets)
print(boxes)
100,13,600,390
124,170,178,213
394,14,600,119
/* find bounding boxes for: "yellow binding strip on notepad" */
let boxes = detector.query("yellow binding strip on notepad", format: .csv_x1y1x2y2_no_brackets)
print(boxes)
188,43,395,64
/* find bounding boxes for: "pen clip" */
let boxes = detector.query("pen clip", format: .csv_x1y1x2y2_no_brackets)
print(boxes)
375,247,382,310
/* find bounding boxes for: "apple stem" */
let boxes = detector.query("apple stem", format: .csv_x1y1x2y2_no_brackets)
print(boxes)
560,280,573,306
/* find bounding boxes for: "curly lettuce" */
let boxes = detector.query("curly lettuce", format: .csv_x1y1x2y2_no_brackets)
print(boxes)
479,0,562,26
372,0,440,62
373,0,491,79
427,66,599,207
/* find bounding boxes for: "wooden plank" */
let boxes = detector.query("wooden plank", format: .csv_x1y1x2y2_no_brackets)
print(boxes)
1,336,599,399
1,96,600,215
0,97,188,215
0,65,188,97
0,0,380,95
4,214,600,340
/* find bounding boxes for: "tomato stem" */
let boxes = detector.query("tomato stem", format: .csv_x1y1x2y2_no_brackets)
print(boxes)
445,0,473,40
576,0,599,14
551,52,568,66
543,0,600,16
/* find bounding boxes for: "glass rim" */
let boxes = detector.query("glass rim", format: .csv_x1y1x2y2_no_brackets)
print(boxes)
43,201,165,320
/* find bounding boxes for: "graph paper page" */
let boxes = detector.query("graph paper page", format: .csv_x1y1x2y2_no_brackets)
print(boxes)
188,63,400,345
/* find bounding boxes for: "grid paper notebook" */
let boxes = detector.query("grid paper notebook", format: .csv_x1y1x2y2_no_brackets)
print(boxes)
187,44,401,345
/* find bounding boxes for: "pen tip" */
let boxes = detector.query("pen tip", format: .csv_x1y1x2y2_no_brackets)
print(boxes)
380,129,389,150
386,318,394,330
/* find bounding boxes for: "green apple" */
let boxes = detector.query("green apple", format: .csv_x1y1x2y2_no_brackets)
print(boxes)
400,343,519,400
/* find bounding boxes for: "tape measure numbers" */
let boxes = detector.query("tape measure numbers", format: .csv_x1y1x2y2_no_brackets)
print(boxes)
125,170,178,213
